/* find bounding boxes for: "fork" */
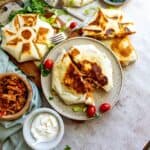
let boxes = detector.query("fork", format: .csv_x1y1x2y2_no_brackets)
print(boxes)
51,32,67,44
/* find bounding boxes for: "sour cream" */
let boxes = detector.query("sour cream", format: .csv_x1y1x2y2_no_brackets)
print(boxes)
31,113,59,142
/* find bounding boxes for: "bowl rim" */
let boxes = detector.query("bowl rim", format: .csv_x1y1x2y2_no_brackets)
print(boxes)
23,108,64,150
103,0,127,6
0,72,33,121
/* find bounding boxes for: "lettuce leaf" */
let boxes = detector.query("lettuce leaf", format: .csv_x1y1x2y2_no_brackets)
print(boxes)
9,0,50,21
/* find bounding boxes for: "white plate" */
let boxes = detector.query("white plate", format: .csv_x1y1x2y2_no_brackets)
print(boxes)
41,37,123,120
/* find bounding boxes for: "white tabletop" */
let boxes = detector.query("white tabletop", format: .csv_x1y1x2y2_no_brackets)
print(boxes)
53,0,150,149
0,0,150,150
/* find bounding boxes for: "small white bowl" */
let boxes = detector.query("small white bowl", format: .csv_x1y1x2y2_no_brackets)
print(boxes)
103,0,127,6
23,108,64,150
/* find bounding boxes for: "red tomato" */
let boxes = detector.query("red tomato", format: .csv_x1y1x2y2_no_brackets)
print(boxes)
0,111,5,117
44,59,54,70
99,103,111,113
87,105,96,117
69,22,77,29
78,28,83,35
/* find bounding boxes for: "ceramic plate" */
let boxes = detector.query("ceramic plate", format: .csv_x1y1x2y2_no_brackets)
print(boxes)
41,37,123,120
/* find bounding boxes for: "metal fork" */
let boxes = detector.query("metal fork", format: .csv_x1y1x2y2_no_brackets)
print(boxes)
51,32,67,44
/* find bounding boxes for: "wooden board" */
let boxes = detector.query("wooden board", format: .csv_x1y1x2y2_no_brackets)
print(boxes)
0,0,67,88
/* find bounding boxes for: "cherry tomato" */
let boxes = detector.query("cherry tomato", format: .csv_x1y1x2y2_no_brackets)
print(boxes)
99,103,111,113
0,111,5,117
78,28,83,35
87,105,96,117
69,21,77,30
44,59,54,70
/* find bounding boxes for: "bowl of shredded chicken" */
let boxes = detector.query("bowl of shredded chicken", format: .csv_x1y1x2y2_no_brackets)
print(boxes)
0,73,32,120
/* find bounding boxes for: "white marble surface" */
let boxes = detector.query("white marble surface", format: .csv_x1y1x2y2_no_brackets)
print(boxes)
54,0,150,149
1,0,150,150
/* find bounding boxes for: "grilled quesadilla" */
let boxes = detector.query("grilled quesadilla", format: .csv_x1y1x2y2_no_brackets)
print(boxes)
102,36,137,67
82,9,137,66
1,14,54,62
83,9,135,40
52,45,113,105
52,50,94,105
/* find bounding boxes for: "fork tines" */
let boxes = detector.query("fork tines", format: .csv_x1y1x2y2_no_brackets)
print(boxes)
51,32,67,44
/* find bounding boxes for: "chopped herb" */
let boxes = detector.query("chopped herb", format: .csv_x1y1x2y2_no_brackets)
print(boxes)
83,7,100,16
40,13,66,31
24,0,49,13
9,9,26,21
51,23,60,28
64,145,71,150
50,9,67,16
59,25,67,32
95,113,101,119
0,24,4,28
67,17,73,22
39,63,51,77
40,15,57,25
8,0,50,21
49,42,56,48
72,105,87,112
83,9,90,15
49,96,53,100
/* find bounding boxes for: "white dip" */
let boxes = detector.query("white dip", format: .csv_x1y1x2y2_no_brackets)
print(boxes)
31,113,59,142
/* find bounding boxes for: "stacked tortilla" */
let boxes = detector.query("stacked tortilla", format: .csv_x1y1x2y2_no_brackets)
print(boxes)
82,9,137,67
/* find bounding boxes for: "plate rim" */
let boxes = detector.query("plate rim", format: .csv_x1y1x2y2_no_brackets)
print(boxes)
41,37,123,121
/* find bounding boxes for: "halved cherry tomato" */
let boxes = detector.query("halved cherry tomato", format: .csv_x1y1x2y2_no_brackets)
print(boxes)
87,105,96,117
78,28,83,35
69,21,77,29
99,103,111,113
44,59,54,70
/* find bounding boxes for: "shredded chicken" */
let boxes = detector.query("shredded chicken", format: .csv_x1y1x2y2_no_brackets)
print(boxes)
0,75,27,116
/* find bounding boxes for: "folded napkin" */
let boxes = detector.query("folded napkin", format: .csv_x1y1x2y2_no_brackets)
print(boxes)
0,49,42,150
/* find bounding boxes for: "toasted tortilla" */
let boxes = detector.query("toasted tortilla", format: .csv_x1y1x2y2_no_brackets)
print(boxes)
1,14,54,62
102,36,137,67
83,9,136,40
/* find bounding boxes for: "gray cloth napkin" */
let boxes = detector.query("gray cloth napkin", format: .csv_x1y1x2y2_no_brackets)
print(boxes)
0,49,42,150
